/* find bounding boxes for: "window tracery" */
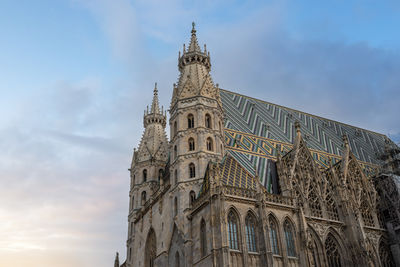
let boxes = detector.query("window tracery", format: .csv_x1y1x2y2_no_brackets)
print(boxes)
205,114,212,128
308,184,322,217
325,234,343,267
188,138,195,151
269,216,280,255
245,213,257,252
227,210,240,250
325,187,339,221
187,114,194,128
284,220,296,257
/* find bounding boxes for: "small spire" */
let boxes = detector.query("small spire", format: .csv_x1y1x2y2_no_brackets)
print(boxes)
342,134,349,148
150,82,160,114
188,22,201,52
295,121,301,135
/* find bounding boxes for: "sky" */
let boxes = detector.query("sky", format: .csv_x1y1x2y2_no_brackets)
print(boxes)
1,0,400,266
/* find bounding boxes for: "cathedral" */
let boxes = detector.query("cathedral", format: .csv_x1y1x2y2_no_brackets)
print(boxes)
114,24,400,267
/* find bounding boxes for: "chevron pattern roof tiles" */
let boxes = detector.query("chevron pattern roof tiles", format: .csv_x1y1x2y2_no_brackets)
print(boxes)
220,89,384,179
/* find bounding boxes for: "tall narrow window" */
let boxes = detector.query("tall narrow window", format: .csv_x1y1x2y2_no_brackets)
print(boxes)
200,219,207,257
190,191,196,205
269,217,280,255
131,196,135,210
325,234,342,267
174,197,178,217
175,252,180,267
245,213,257,252
141,191,147,205
143,169,147,183
174,121,177,136
205,114,212,128
206,137,213,151
284,220,296,257
189,163,196,178
188,138,195,151
158,169,163,182
174,170,178,184
227,210,240,250
174,145,177,160
187,114,194,128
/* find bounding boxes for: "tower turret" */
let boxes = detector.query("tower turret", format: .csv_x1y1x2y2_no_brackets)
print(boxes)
126,84,169,266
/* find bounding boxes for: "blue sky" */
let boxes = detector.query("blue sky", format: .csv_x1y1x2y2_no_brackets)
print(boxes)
1,1,400,267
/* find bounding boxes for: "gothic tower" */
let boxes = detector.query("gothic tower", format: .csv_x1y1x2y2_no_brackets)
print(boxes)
168,22,225,262
127,83,168,265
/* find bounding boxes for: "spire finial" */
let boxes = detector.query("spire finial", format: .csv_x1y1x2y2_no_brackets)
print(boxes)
154,82,158,95
295,121,301,134
188,22,201,52
150,82,160,114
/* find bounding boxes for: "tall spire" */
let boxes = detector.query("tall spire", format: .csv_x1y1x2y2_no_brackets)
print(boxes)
188,22,201,52
150,82,160,114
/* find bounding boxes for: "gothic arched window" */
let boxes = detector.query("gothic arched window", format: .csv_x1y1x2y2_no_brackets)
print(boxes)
284,220,296,257
189,163,195,178
190,191,196,205
175,251,180,267
206,137,213,151
174,169,178,184
205,114,212,128
187,114,194,128
245,213,257,252
141,191,147,205
145,228,156,267
188,138,195,151
143,169,147,183
325,234,343,267
379,240,395,267
200,219,207,257
269,216,280,255
227,210,240,250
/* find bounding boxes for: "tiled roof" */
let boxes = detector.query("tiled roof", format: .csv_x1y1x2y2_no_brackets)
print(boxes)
220,154,257,190
220,89,386,183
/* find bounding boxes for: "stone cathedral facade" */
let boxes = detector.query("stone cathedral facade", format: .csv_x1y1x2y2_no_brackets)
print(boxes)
114,25,400,267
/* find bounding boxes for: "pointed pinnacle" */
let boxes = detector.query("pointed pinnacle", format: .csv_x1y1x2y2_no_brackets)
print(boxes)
150,82,160,114
188,22,201,52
